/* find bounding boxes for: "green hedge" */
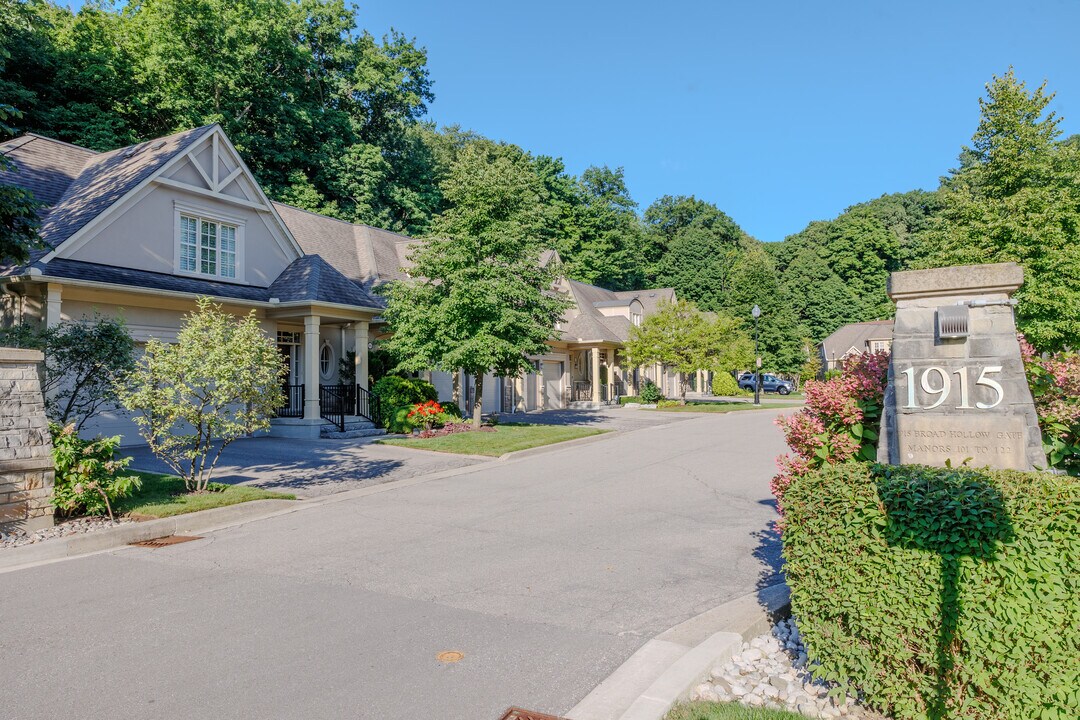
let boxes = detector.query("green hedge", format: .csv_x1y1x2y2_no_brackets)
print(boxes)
711,372,746,397
782,462,1079,719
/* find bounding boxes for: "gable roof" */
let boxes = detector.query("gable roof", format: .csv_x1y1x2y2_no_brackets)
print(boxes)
613,288,676,315
820,320,893,360
562,312,623,343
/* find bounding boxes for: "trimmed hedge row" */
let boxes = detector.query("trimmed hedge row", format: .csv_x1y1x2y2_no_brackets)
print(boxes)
782,462,1079,720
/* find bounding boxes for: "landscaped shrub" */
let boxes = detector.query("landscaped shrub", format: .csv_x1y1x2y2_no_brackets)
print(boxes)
386,406,420,434
772,351,889,517
371,376,438,428
1020,335,1080,475
50,423,141,520
407,399,444,430
619,395,642,404
639,379,663,404
782,461,1079,720
711,372,745,397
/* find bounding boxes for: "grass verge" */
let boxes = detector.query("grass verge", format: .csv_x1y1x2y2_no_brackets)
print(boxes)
666,701,806,719
115,471,295,519
649,402,803,413
377,423,606,456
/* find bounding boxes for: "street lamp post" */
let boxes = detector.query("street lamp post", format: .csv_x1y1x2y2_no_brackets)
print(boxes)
752,305,761,406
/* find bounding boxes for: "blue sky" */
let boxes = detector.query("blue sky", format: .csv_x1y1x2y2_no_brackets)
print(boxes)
352,0,1080,241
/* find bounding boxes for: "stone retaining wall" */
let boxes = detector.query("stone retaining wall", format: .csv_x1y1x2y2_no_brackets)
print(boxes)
0,348,54,532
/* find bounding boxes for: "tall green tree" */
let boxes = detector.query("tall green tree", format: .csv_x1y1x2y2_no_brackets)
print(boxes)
723,249,805,374
643,194,745,280
561,165,644,290
378,140,569,427
654,225,743,311
917,69,1080,350
0,104,40,263
781,248,864,341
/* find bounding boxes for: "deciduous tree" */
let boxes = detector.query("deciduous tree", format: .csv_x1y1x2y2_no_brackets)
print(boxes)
117,298,285,492
379,140,569,427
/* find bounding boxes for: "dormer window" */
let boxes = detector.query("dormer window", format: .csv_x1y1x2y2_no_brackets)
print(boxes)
632,311,642,326
175,203,244,282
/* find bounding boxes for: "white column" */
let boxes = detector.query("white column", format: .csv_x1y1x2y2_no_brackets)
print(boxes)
354,320,369,391
45,283,62,328
514,374,525,413
612,351,621,395
591,347,601,404
303,315,321,420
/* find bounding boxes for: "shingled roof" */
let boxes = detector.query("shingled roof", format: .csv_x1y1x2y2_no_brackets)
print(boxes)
0,126,215,250
273,201,417,289
268,255,382,308
820,320,893,361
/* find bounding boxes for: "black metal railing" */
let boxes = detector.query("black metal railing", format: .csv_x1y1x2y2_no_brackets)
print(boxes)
319,384,348,432
354,385,381,426
277,384,305,418
572,381,592,402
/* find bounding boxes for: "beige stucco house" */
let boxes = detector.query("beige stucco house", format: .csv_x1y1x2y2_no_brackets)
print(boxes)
0,125,401,440
1,125,702,442
818,320,893,372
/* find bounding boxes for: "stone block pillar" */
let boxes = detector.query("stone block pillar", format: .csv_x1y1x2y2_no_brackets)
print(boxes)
879,262,1045,471
0,348,55,533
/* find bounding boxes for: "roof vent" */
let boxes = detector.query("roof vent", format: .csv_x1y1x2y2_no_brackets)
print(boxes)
150,140,166,150
937,305,969,340
121,146,139,159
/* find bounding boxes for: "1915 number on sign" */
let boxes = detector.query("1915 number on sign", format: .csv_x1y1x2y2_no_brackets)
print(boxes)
899,365,1004,410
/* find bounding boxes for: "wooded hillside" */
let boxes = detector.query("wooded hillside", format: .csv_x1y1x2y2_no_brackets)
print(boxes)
3,2,1078,365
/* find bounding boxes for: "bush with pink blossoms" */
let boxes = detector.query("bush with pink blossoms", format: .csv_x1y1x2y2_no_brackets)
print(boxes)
772,351,890,514
1020,335,1080,475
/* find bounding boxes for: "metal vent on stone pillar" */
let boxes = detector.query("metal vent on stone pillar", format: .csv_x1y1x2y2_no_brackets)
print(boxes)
936,305,969,340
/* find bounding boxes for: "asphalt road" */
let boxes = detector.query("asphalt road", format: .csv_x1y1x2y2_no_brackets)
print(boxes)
2,408,789,720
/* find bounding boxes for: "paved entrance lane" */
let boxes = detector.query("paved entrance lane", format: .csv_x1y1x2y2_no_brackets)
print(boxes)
2,408,790,720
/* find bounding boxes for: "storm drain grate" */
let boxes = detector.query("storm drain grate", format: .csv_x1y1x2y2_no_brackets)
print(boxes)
498,708,569,720
129,535,202,548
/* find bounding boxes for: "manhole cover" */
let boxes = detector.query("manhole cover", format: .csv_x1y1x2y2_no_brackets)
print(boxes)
436,651,464,663
498,708,568,720
129,535,202,548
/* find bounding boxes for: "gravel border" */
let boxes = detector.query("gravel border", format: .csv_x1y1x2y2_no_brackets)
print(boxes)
1,516,133,550
690,618,889,719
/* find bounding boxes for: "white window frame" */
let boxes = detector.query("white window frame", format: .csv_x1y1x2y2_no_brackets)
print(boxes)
319,341,335,382
173,201,246,283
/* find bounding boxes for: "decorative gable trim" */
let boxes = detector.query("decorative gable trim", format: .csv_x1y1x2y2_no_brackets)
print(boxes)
43,125,304,264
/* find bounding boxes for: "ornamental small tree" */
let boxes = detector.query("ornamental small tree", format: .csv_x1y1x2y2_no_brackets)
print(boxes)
116,298,285,492
624,300,752,402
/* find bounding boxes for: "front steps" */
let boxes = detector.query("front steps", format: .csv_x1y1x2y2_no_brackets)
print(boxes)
320,417,386,440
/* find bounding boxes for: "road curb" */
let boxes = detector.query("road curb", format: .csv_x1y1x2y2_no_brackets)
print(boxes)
566,583,791,720
0,498,298,573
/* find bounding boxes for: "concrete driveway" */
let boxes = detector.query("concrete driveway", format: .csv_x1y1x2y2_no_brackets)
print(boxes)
2,408,789,720
123,407,689,497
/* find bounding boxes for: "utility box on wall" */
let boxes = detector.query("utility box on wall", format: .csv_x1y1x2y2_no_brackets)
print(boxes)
878,262,1046,471
0,347,55,533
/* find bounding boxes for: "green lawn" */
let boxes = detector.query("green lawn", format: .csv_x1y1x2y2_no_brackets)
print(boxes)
648,402,803,413
115,471,295,519
377,423,606,456
666,701,806,720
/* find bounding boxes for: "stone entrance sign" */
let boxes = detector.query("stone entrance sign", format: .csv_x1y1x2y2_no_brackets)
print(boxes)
878,262,1046,471
0,347,55,532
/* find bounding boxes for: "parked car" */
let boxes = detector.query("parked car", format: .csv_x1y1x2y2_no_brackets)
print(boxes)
738,372,795,395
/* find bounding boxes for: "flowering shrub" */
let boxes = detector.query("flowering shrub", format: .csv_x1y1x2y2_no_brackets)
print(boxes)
772,351,890,516
407,399,444,430
1020,335,1080,475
